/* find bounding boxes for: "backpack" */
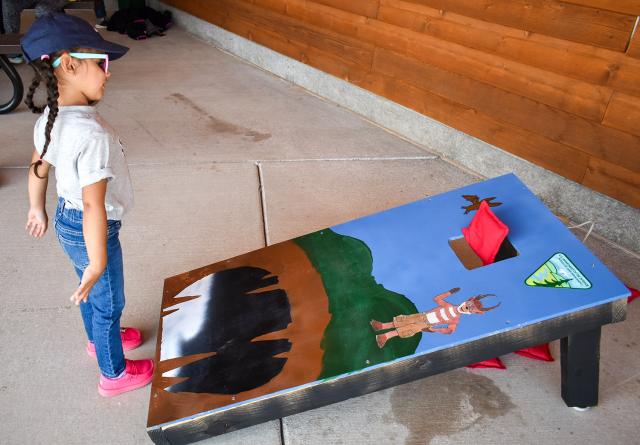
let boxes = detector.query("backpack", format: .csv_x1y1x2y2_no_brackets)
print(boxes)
107,6,172,40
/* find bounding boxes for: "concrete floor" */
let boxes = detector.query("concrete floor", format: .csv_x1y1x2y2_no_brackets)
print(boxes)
1,25,639,445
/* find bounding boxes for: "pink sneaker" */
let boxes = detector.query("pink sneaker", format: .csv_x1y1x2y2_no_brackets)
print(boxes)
98,359,155,397
86,327,143,358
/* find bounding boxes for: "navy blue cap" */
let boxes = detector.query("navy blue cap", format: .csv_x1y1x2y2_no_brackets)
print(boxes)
21,12,129,63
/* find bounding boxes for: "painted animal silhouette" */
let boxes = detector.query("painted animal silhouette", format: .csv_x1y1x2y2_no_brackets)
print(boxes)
161,266,292,394
461,195,502,214
370,287,500,348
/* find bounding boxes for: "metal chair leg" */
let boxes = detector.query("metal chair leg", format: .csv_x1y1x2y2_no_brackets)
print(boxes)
0,54,24,114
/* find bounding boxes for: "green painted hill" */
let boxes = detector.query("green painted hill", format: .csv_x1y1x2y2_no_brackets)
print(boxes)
295,229,421,379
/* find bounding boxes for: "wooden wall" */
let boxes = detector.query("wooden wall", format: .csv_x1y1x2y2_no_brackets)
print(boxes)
163,0,640,208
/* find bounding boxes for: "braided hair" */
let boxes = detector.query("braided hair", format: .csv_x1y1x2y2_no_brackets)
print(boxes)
25,53,61,179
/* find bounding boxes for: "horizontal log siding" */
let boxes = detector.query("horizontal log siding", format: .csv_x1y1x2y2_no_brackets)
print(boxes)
163,0,640,207
561,1,640,16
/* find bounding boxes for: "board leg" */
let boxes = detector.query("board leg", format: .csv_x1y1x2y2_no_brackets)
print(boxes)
561,327,601,408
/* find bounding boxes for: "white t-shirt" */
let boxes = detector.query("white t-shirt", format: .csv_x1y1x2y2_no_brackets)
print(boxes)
34,105,134,220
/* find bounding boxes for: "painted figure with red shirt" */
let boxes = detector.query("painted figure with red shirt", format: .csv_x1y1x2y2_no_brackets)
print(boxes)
370,287,500,348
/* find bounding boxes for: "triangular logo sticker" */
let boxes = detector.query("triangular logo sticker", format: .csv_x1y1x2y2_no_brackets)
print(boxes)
526,253,592,289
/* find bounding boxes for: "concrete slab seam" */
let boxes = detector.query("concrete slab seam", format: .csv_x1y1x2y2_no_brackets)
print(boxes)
0,157,444,170
257,156,439,162
125,156,441,165
0,156,440,169
601,370,640,396
256,161,271,247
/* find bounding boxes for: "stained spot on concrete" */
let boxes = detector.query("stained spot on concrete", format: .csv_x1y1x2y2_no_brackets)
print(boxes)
244,130,271,142
10,306,72,314
168,93,271,142
391,370,515,444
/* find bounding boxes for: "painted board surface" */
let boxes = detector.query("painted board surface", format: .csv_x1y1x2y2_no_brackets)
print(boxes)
148,174,629,428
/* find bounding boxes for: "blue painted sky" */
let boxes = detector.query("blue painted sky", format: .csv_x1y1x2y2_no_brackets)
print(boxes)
331,174,629,354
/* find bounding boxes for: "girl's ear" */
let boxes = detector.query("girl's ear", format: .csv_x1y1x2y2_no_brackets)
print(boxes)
57,53,79,75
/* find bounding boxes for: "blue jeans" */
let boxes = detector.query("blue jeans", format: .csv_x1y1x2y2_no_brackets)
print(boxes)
54,198,126,378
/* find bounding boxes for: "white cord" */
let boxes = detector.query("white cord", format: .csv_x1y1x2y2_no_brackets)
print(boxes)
583,222,595,243
567,221,595,243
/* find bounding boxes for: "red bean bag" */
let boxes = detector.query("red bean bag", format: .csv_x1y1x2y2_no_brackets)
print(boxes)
514,343,554,361
628,286,639,303
462,200,509,265
462,201,637,369
466,357,506,369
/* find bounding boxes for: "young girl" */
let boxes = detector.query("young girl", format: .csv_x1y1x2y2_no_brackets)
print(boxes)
21,12,154,397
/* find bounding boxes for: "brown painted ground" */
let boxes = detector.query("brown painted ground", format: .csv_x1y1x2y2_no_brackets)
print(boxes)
147,240,331,427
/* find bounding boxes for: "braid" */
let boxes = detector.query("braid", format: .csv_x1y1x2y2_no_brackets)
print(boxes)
42,65,60,159
24,69,45,113
26,57,59,179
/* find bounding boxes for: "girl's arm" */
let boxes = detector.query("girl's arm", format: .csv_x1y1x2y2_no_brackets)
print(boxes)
26,149,51,238
70,179,108,305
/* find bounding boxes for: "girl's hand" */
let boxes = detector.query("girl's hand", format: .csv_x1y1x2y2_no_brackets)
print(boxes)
70,264,104,305
26,208,48,238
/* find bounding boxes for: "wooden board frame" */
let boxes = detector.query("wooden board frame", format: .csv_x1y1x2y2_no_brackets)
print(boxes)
147,297,627,444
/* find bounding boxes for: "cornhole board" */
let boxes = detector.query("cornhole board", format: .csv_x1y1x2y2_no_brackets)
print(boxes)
147,174,629,444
